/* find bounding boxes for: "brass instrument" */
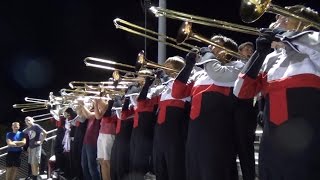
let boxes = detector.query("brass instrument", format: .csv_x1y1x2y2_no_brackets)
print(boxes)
84,57,135,74
112,70,145,82
32,113,53,122
240,0,320,29
137,68,156,78
68,81,130,90
13,102,49,112
177,21,247,60
59,88,124,112
61,88,126,98
113,18,199,53
13,93,70,112
50,104,68,120
83,50,178,76
149,6,262,36
13,97,50,112
136,50,179,73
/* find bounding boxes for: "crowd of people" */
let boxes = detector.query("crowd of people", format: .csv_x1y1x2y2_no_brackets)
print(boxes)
4,4,320,180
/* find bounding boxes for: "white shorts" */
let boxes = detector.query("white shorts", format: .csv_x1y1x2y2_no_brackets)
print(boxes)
97,133,115,160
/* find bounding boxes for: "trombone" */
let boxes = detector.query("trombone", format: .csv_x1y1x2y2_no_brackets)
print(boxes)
13,97,50,112
69,81,131,89
13,102,49,112
113,18,198,53
13,92,73,113
149,6,262,36
177,21,248,60
112,70,145,82
61,88,125,100
136,50,179,73
240,0,320,29
83,50,179,76
114,18,246,60
33,113,53,122
84,57,135,74
68,81,130,90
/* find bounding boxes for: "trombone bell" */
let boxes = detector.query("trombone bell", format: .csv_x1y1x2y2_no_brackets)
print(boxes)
176,21,192,45
240,0,272,23
136,50,179,73
240,0,320,29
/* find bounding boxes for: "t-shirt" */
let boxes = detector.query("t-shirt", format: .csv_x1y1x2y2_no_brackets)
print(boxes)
6,131,25,152
83,118,100,146
99,115,117,135
23,124,43,149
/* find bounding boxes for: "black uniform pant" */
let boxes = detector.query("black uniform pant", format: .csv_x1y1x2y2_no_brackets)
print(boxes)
72,140,84,180
153,125,187,180
129,114,155,180
186,93,237,180
153,107,188,180
259,89,320,180
110,119,133,180
234,98,257,180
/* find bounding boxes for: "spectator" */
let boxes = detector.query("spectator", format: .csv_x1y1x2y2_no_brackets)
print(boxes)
6,122,26,180
23,117,47,180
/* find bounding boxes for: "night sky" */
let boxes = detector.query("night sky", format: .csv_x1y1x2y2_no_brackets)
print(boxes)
0,0,318,125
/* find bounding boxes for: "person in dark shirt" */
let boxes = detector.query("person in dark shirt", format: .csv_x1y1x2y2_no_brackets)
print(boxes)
23,116,47,180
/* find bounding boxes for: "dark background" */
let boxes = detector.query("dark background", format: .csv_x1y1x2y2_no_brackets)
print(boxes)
0,0,318,130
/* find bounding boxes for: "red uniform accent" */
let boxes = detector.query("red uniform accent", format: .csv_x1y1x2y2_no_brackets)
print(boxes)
116,109,135,134
157,99,185,124
190,84,231,120
171,80,193,99
239,73,320,125
133,97,158,128
263,74,320,125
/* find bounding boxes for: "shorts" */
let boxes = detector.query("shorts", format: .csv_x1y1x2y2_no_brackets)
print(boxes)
6,151,22,167
28,146,42,164
97,133,115,160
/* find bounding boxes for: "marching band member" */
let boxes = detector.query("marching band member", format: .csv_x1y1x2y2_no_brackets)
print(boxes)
151,56,189,180
235,41,258,180
233,5,320,180
78,100,101,180
238,41,255,60
51,115,66,176
94,98,117,180
129,75,158,180
110,96,134,180
172,35,244,180
72,106,88,180
62,108,77,179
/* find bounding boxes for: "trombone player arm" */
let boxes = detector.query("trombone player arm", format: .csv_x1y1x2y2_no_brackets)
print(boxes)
94,99,114,120
77,100,95,119
137,77,154,101
233,32,275,99
172,50,197,99
205,60,244,83
277,30,320,56
199,48,245,83
93,99,106,120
